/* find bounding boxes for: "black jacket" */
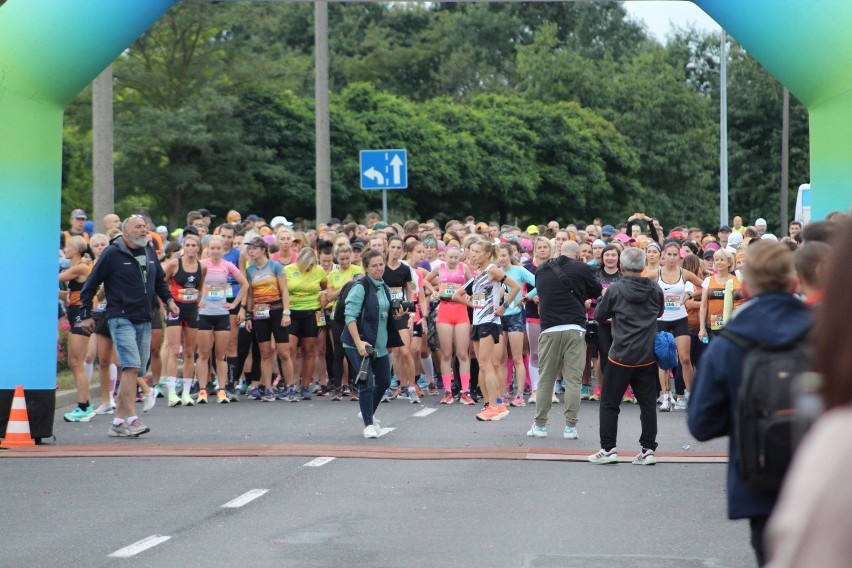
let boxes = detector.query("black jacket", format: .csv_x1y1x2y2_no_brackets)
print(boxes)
535,256,602,331
79,237,172,321
595,275,664,365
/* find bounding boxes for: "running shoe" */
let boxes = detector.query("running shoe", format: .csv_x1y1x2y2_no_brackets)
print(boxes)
197,390,208,404
475,405,501,421
341,385,351,397
555,379,565,394
589,385,602,401
239,380,248,395
287,387,300,402
622,386,635,404
526,423,547,437
381,389,393,403
363,424,379,438
580,384,591,400
217,389,229,404
331,390,342,402
390,377,399,389
416,376,429,392
674,397,688,411
396,388,409,401
143,389,157,412
551,392,560,403
440,393,454,404
563,426,579,440
94,402,114,415
189,380,199,395
588,448,619,464
262,388,276,402
168,392,181,407
510,395,526,407
276,388,291,401
153,385,164,399
349,391,359,402
427,382,439,396
63,405,95,422
108,419,150,438
407,387,421,404
181,392,195,407
300,387,312,401
459,392,475,405
659,393,672,412
528,390,537,404
632,448,656,466
496,403,510,419
311,382,323,394
248,387,262,401
316,385,329,397
225,384,239,402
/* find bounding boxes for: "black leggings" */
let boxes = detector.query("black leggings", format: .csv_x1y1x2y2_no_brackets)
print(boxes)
596,323,614,373
236,325,261,382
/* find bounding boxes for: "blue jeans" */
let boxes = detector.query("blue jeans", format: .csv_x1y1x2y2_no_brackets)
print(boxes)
344,347,390,427
108,318,151,372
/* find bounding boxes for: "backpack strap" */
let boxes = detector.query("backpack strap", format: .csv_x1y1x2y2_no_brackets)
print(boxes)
546,259,585,311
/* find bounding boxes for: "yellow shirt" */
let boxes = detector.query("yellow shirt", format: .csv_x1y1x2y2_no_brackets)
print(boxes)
327,264,365,312
285,264,327,311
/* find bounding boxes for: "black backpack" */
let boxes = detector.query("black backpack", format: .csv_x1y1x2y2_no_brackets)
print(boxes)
721,330,814,493
332,277,366,325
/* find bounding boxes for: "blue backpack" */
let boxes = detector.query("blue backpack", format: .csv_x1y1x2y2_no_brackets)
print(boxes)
655,331,678,371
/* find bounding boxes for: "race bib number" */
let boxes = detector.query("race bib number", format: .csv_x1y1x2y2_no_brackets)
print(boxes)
664,294,681,311
390,287,404,302
712,314,724,330
316,310,326,327
440,283,457,299
177,288,198,302
254,304,270,320
472,292,487,308
206,285,226,300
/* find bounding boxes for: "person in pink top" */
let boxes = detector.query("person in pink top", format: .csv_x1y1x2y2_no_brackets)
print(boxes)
197,235,249,403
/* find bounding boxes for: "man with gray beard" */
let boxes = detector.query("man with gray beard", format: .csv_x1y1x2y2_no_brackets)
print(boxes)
79,215,179,437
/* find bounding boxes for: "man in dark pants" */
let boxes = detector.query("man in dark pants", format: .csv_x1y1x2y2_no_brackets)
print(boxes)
589,247,664,465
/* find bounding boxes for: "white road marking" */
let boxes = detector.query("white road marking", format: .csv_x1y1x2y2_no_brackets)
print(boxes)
377,427,395,437
109,535,171,558
304,456,336,467
413,407,437,417
221,488,269,508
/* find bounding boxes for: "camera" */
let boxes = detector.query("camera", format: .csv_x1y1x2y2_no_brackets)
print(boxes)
584,319,599,343
391,298,417,313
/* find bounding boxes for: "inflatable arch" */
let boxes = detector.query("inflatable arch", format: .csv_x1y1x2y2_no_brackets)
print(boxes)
0,0,850,437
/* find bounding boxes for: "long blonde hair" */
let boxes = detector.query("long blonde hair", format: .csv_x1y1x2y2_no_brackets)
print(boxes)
296,246,317,272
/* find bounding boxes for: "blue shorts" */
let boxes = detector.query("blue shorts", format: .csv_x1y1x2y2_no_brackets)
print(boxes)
501,311,526,333
107,318,152,373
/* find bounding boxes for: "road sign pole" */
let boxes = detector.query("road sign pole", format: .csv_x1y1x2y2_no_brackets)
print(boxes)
382,189,388,223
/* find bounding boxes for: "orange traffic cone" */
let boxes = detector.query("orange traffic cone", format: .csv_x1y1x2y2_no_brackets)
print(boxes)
1,385,35,447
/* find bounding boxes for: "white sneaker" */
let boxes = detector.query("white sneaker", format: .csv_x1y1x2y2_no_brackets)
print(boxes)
588,448,619,464
142,389,157,412
94,402,114,415
632,448,657,465
674,397,688,410
181,392,195,407
526,423,547,438
109,394,117,409
363,425,379,438
659,393,672,412
563,426,579,440
407,387,420,404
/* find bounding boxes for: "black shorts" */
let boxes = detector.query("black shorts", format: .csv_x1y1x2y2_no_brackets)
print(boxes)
471,322,501,343
150,308,162,330
229,302,242,316
198,314,231,332
501,311,526,334
657,317,690,338
252,307,290,344
289,309,320,339
166,302,198,329
412,319,424,338
394,312,411,331
66,306,92,337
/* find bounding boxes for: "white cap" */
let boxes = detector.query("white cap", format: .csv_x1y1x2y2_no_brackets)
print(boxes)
755,217,767,227
761,233,778,241
156,225,168,234
270,216,293,229
728,232,744,246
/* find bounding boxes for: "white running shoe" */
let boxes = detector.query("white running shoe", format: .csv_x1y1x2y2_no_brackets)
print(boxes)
363,425,379,438
142,389,157,412
94,402,114,415
632,448,657,465
659,393,672,412
588,448,618,464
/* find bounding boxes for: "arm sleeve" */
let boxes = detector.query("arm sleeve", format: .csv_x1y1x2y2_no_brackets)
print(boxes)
344,283,366,325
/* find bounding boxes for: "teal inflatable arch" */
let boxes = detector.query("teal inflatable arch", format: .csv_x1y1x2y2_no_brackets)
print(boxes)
0,0,850,437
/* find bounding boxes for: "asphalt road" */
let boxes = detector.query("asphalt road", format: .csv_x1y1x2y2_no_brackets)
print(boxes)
1,392,751,567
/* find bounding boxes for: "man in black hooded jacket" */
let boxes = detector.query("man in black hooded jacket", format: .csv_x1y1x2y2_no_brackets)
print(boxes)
590,246,664,465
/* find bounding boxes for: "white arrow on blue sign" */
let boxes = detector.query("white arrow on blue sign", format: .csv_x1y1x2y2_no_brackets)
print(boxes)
360,149,408,190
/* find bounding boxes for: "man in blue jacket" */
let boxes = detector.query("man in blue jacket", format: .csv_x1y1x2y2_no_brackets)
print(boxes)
688,240,811,566
80,215,178,438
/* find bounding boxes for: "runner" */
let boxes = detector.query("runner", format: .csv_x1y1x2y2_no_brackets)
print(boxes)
452,240,520,421
698,248,745,344
245,236,292,401
383,235,418,402
197,235,248,403
60,236,95,422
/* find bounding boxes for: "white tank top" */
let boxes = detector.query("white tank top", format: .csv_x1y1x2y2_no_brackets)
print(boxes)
657,268,688,321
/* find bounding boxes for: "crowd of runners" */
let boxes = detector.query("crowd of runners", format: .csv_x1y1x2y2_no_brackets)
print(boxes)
58,207,834,438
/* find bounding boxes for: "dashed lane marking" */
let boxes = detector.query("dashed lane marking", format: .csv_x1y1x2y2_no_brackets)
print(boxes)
221,488,269,508
304,456,335,467
109,535,171,558
412,407,437,417
377,427,396,438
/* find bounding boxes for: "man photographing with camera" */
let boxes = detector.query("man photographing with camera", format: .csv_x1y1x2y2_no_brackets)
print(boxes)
527,241,601,440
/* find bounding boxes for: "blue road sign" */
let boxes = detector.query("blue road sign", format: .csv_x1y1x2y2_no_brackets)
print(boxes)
360,149,408,190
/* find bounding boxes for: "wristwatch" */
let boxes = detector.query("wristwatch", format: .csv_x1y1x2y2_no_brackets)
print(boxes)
282,309,291,315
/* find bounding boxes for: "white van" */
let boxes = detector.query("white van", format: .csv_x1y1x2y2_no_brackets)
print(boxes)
794,183,811,224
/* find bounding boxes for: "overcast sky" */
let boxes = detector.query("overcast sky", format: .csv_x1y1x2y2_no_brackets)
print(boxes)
623,1,720,43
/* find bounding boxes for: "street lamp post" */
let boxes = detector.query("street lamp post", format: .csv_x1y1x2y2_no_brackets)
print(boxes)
719,29,729,229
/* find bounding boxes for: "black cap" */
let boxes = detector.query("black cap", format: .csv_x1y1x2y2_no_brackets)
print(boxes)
329,217,341,226
351,239,365,251
246,214,260,222
198,208,215,218
702,249,716,259
247,236,268,249
183,225,199,237
719,225,731,233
